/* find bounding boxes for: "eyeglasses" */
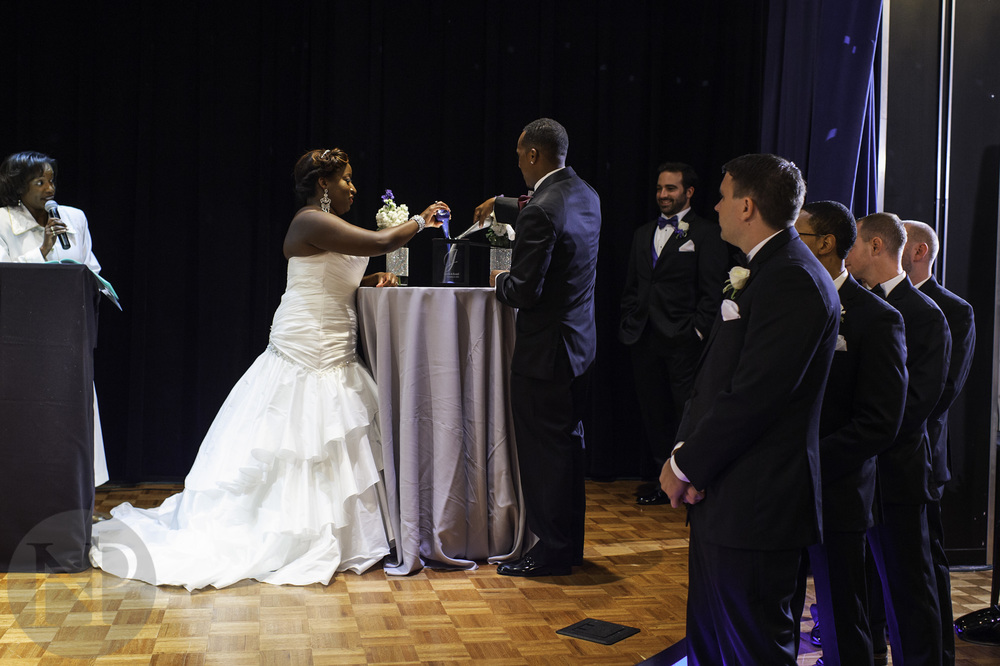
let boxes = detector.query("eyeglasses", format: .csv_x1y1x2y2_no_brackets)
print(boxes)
798,232,829,238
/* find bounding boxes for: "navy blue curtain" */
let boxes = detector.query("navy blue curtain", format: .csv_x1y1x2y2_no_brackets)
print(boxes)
761,0,883,214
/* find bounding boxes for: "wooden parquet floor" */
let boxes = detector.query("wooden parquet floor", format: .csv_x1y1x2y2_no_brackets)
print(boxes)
0,480,997,664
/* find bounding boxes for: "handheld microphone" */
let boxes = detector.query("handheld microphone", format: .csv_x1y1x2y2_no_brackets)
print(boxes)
44,200,71,250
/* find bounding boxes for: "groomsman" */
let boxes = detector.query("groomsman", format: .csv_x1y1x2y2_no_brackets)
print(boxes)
619,162,729,505
661,154,839,664
793,201,907,666
902,219,976,665
846,212,951,666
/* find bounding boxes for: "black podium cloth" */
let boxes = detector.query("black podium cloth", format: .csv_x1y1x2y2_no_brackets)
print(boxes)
0,263,100,573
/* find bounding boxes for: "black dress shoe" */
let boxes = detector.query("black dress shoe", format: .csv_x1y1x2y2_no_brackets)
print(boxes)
636,489,669,505
634,481,659,496
496,554,571,577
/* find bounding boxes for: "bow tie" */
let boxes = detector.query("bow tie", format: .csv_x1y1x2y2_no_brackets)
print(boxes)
657,215,679,229
871,284,886,299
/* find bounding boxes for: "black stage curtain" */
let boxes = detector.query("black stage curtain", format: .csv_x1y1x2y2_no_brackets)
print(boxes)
1,1,772,482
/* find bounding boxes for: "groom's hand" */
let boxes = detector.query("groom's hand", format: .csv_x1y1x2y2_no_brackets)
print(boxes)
474,198,496,227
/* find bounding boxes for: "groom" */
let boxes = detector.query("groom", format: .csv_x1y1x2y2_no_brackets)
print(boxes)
474,118,601,576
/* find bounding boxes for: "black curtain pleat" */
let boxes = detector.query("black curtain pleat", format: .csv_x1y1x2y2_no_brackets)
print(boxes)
2,0,775,482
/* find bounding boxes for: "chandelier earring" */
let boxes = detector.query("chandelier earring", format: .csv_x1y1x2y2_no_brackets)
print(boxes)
320,187,331,213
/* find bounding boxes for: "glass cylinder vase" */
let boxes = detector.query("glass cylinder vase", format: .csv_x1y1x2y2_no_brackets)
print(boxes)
490,246,512,272
386,247,409,286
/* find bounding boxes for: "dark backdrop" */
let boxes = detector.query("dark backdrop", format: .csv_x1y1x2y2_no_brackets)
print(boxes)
1,1,767,482
882,0,1000,565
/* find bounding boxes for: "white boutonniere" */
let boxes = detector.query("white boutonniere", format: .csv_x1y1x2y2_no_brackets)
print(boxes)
675,220,689,237
840,304,846,323
723,266,750,298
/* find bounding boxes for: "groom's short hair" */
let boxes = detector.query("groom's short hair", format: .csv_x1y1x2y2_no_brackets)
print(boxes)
522,118,568,162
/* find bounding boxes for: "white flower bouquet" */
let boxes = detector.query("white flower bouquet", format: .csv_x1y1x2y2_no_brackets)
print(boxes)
375,189,410,229
486,220,516,248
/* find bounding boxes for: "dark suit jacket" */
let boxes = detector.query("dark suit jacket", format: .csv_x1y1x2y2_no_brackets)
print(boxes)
494,167,601,380
618,211,729,344
673,228,839,550
819,275,907,531
878,277,951,504
919,276,975,489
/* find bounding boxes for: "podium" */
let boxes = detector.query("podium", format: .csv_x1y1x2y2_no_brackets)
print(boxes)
0,263,101,572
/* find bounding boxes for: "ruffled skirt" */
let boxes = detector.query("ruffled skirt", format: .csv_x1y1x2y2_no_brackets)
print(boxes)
90,345,391,591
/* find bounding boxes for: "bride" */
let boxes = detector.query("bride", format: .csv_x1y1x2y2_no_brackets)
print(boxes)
90,148,447,590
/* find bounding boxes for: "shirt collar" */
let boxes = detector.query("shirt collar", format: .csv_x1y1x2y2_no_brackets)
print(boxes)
746,229,783,262
912,275,931,289
880,271,908,296
533,167,565,191
832,269,849,291
7,205,42,235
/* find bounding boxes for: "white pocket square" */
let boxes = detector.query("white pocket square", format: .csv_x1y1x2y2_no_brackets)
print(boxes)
721,299,740,321
835,334,848,351
679,240,696,252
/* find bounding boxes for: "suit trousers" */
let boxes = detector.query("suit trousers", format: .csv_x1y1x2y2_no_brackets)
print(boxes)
927,497,955,665
687,523,802,665
510,347,591,566
868,502,942,666
801,532,873,666
630,328,702,471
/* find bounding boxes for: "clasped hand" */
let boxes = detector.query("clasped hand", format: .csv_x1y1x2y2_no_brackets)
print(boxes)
659,461,706,508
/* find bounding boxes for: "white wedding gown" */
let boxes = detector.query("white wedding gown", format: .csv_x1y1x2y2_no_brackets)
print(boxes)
90,252,392,590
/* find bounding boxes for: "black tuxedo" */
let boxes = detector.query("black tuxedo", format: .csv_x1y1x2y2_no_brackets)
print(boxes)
867,275,950,666
919,274,974,665
792,274,907,665
919,275,975,492
494,167,601,567
673,228,839,664
619,212,729,467
820,275,907,531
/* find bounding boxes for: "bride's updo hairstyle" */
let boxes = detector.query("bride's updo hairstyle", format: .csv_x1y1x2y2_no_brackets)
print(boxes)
293,148,349,205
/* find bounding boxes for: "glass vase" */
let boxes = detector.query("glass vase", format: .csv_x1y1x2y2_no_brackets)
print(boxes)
490,247,512,272
386,247,409,286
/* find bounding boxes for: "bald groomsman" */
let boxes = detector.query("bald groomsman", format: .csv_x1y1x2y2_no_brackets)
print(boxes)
846,212,951,666
793,201,907,666
902,219,976,665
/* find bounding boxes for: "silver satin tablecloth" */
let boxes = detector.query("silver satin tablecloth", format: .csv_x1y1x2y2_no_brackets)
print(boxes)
357,286,525,575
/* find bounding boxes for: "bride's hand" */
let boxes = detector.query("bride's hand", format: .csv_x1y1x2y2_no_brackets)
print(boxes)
418,201,450,228
362,272,399,287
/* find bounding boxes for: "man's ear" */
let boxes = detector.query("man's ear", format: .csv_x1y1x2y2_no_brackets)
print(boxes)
913,241,930,262
818,234,837,258
871,236,884,256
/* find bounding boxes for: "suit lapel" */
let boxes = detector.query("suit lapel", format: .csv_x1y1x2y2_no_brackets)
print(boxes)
699,228,794,358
